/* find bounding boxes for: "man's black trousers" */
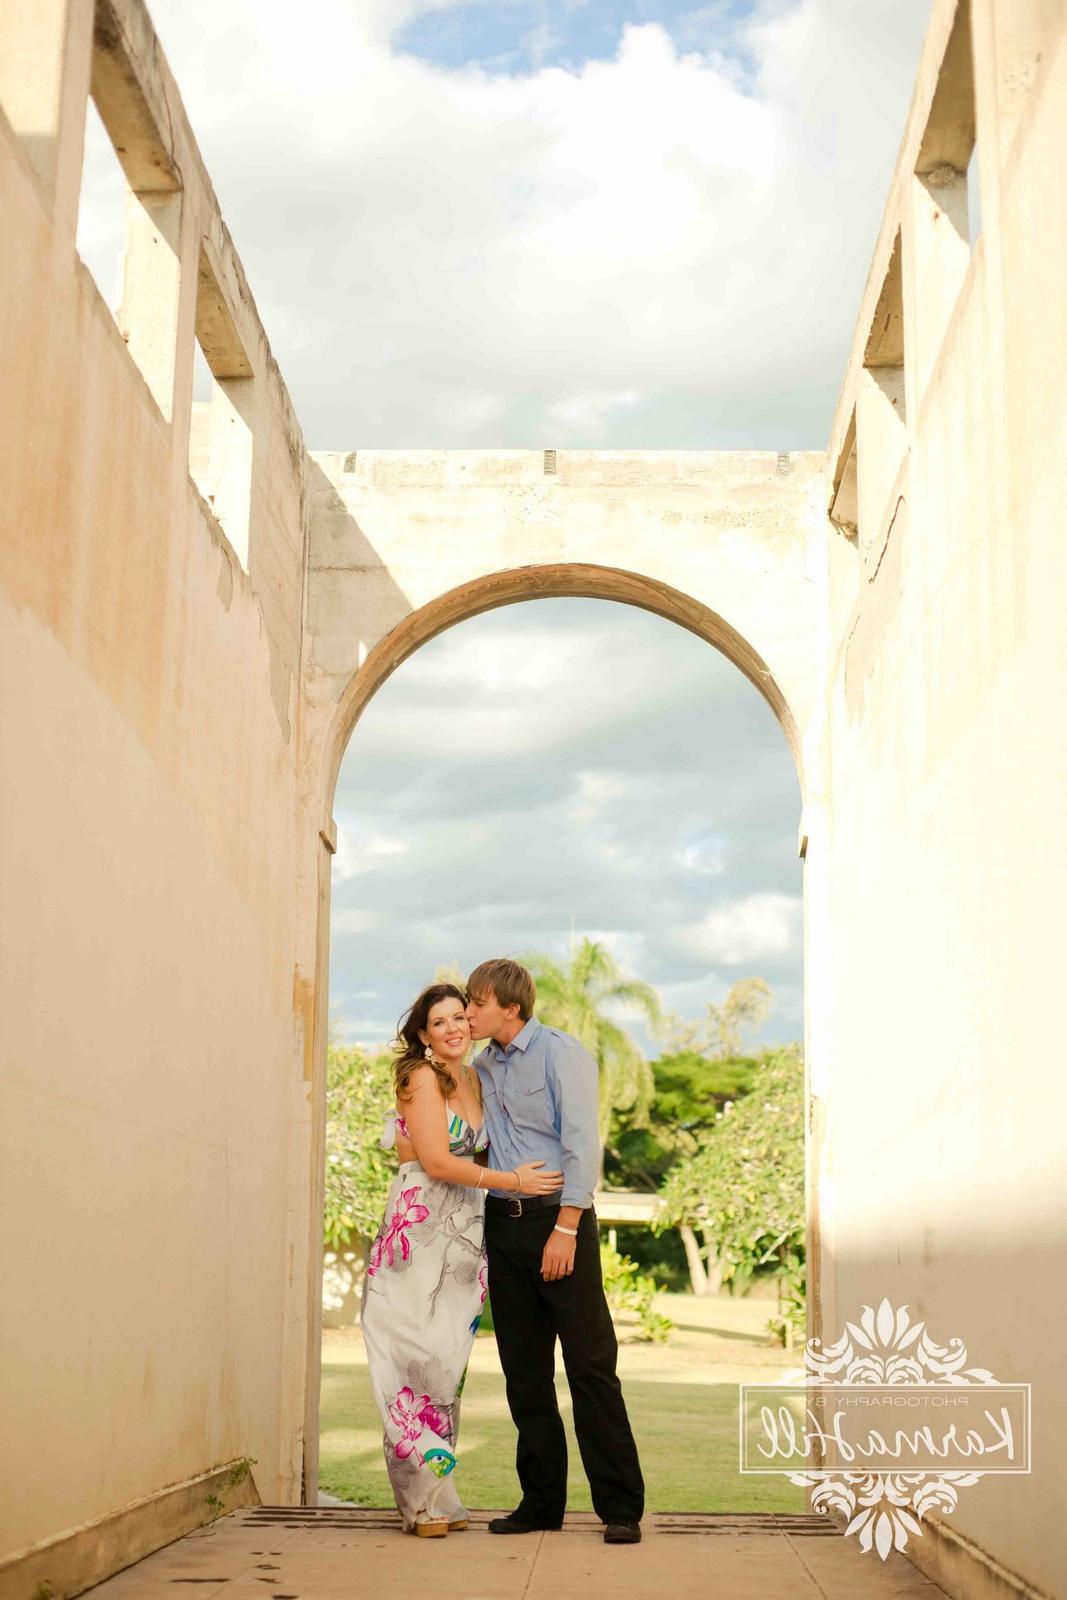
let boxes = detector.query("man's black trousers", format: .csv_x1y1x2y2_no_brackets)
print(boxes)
485,1204,644,1525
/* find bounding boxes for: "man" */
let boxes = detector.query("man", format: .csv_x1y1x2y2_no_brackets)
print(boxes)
466,957,645,1545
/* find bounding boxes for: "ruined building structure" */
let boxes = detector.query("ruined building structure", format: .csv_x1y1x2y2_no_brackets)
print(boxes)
2,1,1065,1598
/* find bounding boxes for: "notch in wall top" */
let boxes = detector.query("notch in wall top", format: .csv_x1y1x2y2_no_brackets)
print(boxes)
864,231,905,369
828,409,858,538
195,247,253,378
91,0,181,192
543,449,557,475
915,0,976,176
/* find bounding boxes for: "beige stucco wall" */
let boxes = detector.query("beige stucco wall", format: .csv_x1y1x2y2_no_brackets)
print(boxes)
814,4,1067,1595
303,446,825,781
0,0,311,1563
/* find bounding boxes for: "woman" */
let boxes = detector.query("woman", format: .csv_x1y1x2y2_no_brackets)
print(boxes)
361,981,562,1536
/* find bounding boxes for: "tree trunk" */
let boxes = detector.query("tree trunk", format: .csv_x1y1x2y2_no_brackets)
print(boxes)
777,1275,795,1349
679,1225,707,1296
700,1229,723,1295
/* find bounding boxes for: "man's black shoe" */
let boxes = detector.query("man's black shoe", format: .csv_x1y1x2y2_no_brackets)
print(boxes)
488,1513,563,1534
603,1520,642,1544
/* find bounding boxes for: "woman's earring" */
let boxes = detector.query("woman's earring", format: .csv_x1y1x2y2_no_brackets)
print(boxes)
424,1044,435,1063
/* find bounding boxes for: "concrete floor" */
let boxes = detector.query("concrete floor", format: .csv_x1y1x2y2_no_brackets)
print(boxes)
82,1506,952,1600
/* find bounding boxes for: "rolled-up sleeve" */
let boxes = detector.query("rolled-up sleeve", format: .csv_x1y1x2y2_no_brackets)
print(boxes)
549,1034,601,1209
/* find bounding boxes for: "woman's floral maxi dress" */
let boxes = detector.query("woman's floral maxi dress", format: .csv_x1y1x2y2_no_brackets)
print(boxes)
361,1103,488,1529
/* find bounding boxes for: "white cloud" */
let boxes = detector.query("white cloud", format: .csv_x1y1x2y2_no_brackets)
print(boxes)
676,833,726,875
434,390,507,431
569,769,630,822
332,907,377,935
328,598,804,1050
546,389,641,438
521,21,564,70
396,622,590,694
655,968,734,1015
575,928,652,987
685,891,801,964
144,0,931,449
333,827,409,881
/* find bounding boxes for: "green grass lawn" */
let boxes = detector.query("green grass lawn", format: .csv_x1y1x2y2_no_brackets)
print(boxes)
319,1291,806,1513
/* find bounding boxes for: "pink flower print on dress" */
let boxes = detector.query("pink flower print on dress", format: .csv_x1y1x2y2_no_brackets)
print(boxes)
388,1387,452,1464
367,1185,430,1276
388,1385,428,1463
418,1398,452,1442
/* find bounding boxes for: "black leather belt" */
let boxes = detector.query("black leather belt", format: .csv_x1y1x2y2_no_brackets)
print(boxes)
485,1191,563,1218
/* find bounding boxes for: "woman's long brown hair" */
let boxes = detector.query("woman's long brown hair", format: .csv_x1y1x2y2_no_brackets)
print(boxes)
393,982,467,1103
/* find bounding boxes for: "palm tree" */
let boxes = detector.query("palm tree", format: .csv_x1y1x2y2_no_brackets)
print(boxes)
524,939,662,1162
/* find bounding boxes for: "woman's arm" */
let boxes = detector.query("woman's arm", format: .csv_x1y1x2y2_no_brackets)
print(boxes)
401,1067,560,1194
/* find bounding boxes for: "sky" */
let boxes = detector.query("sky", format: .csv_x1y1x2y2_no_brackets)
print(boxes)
96,0,933,451
330,598,804,1052
80,0,934,1053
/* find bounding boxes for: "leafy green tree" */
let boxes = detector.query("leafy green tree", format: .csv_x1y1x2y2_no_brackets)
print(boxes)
525,939,662,1148
605,1051,759,1187
657,1045,805,1344
607,1049,762,1293
663,976,773,1058
323,1043,395,1250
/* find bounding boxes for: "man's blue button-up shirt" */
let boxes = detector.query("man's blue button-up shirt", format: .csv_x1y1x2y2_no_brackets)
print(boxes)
473,1016,600,1208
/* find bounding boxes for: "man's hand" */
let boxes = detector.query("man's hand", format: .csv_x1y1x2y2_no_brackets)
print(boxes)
541,1207,583,1281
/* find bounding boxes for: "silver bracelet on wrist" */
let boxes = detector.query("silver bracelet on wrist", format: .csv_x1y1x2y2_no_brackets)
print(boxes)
553,1223,578,1236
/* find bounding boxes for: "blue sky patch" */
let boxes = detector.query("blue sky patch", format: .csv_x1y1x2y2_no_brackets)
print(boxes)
396,0,758,77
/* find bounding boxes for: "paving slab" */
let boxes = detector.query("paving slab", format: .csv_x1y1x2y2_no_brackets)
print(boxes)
80,1507,952,1600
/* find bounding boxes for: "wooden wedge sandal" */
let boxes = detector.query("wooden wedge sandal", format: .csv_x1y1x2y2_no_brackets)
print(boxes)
413,1519,449,1537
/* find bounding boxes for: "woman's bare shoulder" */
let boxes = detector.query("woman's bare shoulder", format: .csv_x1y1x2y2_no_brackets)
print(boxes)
402,1063,444,1099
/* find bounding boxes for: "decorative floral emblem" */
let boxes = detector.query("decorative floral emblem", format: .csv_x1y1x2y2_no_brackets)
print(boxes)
367,1186,430,1276
785,1297,1021,1561
387,1386,453,1466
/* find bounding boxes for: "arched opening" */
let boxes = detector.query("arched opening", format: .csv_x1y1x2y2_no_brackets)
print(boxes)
306,564,811,1512
319,565,804,826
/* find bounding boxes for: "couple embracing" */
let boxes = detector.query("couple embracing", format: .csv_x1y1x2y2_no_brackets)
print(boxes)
360,957,645,1543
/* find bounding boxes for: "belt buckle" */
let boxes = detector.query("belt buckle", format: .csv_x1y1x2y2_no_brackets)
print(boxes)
507,1195,524,1218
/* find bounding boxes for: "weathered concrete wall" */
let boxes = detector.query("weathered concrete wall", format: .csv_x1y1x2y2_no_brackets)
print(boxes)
303,447,825,783
0,0,310,1574
815,3,1067,1596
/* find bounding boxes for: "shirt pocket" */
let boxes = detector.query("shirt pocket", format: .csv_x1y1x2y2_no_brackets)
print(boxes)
508,1066,550,1126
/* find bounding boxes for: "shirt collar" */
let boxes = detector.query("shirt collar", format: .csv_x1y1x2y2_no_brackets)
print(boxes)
490,1015,541,1061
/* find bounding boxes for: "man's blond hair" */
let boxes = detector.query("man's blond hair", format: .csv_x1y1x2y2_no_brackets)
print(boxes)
467,958,536,1021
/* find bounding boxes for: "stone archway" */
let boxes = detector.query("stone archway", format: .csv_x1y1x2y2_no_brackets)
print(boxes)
322,561,805,811
292,452,829,1499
